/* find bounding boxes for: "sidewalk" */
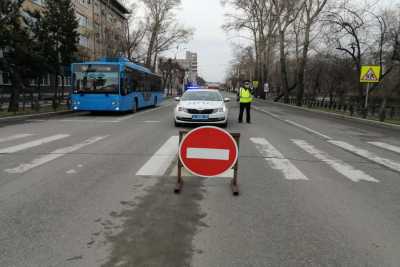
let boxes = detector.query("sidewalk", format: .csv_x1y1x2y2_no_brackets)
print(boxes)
255,97,400,130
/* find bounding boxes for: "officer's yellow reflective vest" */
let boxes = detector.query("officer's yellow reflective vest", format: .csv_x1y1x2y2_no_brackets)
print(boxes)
239,87,253,103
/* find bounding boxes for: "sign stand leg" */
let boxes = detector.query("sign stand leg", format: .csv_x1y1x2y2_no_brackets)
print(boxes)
174,159,184,194
174,131,185,194
231,134,240,196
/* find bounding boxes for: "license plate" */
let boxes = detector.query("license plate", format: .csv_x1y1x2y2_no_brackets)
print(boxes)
192,114,209,120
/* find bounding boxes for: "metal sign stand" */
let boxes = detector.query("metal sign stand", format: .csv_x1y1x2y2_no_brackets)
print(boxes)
174,130,241,196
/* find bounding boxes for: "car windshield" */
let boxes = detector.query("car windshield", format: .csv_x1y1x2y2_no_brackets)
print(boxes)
181,91,223,101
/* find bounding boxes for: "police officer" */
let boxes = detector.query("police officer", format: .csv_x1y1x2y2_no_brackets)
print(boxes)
237,80,253,123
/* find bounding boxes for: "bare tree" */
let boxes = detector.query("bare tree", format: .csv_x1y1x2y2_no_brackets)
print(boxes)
272,0,303,103
222,0,278,97
141,0,193,70
295,0,328,106
122,4,147,62
325,4,367,105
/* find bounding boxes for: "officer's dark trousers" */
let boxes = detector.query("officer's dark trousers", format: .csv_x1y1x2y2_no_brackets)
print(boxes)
239,102,251,123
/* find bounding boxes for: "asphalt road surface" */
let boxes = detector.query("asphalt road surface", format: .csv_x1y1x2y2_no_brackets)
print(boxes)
0,93,399,267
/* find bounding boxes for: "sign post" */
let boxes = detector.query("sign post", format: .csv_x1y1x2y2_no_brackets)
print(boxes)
360,65,381,112
175,126,240,196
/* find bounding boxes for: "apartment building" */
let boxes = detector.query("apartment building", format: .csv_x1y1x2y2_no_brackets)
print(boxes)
0,0,130,88
176,51,198,84
71,0,130,60
22,0,130,60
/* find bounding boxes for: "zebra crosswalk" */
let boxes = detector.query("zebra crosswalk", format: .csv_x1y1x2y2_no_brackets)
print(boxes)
0,131,399,184
0,134,69,154
5,136,108,174
136,135,400,185
250,137,309,181
292,139,379,183
329,140,400,173
0,133,108,175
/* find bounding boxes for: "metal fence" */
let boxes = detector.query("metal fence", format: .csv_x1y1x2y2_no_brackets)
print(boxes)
286,97,400,122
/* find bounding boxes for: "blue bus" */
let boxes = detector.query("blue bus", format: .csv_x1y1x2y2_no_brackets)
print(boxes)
70,57,163,112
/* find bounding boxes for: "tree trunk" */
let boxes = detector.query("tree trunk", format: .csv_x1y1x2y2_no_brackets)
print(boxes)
145,28,158,68
296,24,311,107
8,71,23,113
51,73,58,111
379,96,387,122
279,30,289,103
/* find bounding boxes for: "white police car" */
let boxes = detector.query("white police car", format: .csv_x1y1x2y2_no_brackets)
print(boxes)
174,89,230,127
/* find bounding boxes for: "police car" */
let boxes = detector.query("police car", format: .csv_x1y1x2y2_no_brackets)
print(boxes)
174,89,230,127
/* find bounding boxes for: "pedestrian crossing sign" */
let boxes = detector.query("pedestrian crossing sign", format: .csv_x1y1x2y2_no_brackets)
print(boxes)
360,66,381,83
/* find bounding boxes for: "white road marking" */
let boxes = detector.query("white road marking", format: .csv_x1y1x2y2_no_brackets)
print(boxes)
66,169,77,174
292,139,379,183
77,164,83,168
253,106,280,119
187,148,230,161
144,121,161,123
118,104,172,122
250,137,309,180
285,120,332,140
253,106,332,140
60,119,120,123
329,140,400,173
136,136,179,176
0,134,33,143
0,134,69,154
5,136,108,174
368,142,400,155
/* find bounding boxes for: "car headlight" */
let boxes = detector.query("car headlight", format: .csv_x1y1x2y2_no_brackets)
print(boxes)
177,107,189,112
214,107,225,113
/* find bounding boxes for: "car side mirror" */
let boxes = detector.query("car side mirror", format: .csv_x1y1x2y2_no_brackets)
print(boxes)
175,97,181,101
224,98,231,102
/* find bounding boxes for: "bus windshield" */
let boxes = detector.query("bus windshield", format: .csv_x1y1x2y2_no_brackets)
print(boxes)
74,72,119,94
73,64,120,94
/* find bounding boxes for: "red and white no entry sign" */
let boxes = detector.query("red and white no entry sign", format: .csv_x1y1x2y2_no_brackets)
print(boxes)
179,126,239,177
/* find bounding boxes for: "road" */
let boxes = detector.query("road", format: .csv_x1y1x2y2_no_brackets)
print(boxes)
0,93,399,267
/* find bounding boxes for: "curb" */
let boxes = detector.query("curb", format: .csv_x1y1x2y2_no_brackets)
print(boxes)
0,110,74,123
255,99,400,130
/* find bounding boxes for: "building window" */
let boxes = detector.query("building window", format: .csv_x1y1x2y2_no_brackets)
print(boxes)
79,35,89,48
32,0,45,6
1,72,11,85
76,12,88,27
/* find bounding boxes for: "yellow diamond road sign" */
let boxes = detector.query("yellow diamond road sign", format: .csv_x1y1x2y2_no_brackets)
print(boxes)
360,66,381,83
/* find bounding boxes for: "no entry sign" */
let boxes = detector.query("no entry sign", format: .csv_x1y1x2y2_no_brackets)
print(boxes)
179,126,239,177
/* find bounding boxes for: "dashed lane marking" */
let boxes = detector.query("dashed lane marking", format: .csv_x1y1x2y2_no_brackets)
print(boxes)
253,105,332,140
285,120,332,140
117,104,173,122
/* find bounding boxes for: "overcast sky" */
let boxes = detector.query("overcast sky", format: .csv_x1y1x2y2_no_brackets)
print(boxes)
128,0,234,82
173,0,232,82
